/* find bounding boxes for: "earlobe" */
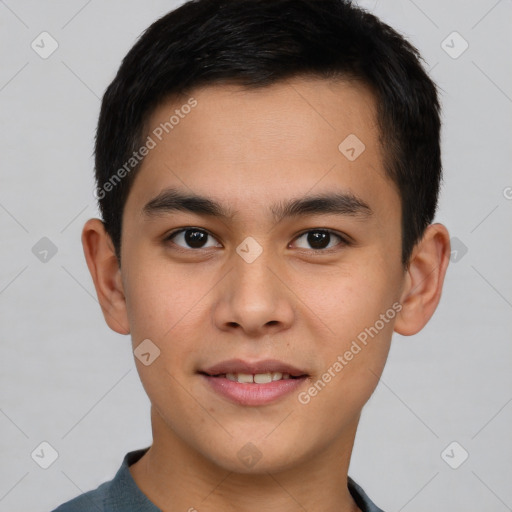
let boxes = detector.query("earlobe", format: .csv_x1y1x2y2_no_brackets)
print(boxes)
394,223,451,336
81,218,130,335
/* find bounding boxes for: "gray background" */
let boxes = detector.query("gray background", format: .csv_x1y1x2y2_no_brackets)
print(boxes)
1,1,511,511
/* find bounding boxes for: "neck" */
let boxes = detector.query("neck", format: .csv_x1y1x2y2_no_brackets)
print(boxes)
129,407,362,512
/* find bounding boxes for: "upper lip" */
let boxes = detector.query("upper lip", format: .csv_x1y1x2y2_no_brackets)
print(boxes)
200,359,308,377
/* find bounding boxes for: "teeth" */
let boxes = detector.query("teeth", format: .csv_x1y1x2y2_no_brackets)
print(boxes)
254,373,272,384
237,373,254,383
224,372,291,383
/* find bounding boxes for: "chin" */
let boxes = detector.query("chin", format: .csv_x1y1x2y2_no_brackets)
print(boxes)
197,435,308,475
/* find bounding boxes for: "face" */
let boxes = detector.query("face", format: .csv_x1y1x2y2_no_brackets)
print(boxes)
117,78,407,472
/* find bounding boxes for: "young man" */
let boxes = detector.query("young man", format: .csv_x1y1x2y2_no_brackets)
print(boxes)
53,0,450,510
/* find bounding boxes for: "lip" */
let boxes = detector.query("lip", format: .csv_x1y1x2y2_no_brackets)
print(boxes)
201,358,307,377
199,358,309,406
200,374,308,406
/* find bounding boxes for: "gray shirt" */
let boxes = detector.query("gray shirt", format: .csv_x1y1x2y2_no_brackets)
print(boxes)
52,448,385,512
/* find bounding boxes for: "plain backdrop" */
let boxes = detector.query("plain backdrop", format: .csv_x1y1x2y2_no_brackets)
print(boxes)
1,1,511,511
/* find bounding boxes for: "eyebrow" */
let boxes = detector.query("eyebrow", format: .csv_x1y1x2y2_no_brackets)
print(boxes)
142,187,373,223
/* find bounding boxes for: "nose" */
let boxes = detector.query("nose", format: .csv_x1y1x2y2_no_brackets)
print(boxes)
212,248,295,337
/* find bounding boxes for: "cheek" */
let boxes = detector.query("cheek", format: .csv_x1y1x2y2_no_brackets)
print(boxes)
293,274,397,440
123,255,209,341
297,261,399,395
123,262,209,411
297,261,397,340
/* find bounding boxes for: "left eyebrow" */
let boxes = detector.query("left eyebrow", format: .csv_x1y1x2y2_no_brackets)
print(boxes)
142,187,373,223
271,192,373,223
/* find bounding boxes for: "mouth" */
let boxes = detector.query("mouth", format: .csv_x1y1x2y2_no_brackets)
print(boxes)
198,359,309,406
200,371,304,383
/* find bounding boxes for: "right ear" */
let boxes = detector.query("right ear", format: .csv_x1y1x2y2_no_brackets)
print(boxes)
81,218,130,335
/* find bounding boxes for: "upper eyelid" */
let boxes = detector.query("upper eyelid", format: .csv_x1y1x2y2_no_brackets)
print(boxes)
293,228,345,240
165,226,217,240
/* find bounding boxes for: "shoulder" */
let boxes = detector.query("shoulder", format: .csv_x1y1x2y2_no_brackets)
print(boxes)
50,479,111,511
50,448,153,512
348,476,387,512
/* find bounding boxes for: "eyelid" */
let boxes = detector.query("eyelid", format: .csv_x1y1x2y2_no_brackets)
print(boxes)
165,226,215,237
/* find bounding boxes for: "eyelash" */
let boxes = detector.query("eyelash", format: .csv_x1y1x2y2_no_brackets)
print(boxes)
163,227,350,253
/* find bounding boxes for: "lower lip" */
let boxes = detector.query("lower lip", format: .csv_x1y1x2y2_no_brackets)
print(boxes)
201,374,307,406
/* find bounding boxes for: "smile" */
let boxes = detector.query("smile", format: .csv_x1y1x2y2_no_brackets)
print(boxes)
198,359,309,406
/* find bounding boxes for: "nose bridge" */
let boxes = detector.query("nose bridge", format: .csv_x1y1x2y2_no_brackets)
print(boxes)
213,241,294,334
232,243,280,307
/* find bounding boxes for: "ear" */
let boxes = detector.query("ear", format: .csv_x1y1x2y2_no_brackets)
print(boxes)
394,223,450,336
81,218,130,335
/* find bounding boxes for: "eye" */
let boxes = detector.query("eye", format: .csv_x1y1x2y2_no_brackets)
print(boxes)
291,229,348,251
164,228,222,250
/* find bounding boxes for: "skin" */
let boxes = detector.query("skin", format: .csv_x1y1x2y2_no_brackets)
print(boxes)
82,77,450,512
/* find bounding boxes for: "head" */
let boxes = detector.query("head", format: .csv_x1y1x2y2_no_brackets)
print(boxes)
83,0,450,474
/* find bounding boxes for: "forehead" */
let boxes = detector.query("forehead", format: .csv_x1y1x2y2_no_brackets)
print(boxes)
126,77,399,228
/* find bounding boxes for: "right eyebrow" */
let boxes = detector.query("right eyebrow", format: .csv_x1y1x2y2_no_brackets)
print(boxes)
142,188,235,220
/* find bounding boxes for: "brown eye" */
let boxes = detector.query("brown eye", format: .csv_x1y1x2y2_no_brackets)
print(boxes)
292,230,347,251
166,228,222,250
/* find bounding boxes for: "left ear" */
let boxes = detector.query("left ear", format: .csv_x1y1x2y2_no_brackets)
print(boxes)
394,223,451,336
